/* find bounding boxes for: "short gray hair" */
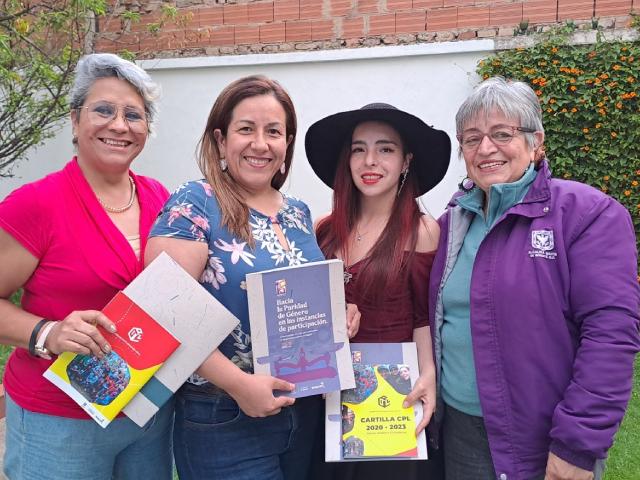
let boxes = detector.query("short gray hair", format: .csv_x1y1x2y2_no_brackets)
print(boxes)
455,76,544,150
70,53,161,132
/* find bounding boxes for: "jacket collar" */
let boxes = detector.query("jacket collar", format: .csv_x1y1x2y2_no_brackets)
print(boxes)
449,159,553,219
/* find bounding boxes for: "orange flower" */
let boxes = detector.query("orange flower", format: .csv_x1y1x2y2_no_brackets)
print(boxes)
636,170,640,175
596,123,602,128
553,59,559,64
613,64,622,70
616,102,623,109
569,78,576,84
549,98,556,104
535,90,542,96
632,180,639,186
600,73,609,79
561,108,568,113
571,108,577,112
603,175,610,181
570,85,577,91
624,190,631,196
611,131,618,138
598,108,606,115
583,128,589,133
551,47,558,53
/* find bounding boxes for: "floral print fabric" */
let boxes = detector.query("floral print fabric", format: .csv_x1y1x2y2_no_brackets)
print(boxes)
150,180,324,384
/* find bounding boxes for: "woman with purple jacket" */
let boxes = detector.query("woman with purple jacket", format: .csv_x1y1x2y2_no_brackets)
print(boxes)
429,76,639,480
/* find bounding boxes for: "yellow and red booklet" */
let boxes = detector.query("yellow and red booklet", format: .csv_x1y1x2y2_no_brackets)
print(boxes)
325,342,428,462
43,291,180,428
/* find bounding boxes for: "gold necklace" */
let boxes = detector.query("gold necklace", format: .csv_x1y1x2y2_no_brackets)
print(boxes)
97,176,136,213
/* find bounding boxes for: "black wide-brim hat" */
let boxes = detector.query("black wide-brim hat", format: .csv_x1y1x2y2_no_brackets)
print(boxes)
305,103,451,196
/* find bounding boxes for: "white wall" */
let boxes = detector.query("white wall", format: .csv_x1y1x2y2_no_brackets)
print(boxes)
0,40,493,219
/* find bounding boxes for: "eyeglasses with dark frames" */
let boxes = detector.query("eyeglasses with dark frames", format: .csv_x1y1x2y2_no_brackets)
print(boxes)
457,126,536,150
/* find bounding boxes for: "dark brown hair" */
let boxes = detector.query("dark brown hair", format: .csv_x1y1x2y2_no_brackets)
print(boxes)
197,75,297,244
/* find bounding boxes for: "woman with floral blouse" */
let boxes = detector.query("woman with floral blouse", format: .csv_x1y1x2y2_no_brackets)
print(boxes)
146,75,359,480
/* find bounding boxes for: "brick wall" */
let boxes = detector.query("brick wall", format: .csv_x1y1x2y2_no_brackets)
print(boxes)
95,0,639,57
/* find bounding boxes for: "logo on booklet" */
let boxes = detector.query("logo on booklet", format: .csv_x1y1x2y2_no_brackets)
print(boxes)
128,327,143,342
529,229,557,259
275,279,287,296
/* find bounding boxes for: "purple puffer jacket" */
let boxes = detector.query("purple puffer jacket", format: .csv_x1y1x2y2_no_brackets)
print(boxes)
428,161,640,480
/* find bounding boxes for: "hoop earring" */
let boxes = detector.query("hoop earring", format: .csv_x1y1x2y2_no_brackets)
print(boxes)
458,177,475,192
220,158,227,171
280,163,286,175
397,169,408,197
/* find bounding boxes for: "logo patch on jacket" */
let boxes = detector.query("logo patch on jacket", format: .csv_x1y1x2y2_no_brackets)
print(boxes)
529,229,557,259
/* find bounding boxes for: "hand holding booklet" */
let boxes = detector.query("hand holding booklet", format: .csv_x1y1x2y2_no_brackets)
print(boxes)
246,259,355,398
44,252,240,428
325,342,428,461
43,291,180,427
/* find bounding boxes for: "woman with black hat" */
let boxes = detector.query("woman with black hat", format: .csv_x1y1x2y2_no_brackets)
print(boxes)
305,103,451,479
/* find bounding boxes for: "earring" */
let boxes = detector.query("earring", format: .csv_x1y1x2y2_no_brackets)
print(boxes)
397,169,408,197
458,177,475,192
280,163,286,175
220,158,227,171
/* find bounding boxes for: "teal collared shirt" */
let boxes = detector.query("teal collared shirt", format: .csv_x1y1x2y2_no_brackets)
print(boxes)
440,165,537,416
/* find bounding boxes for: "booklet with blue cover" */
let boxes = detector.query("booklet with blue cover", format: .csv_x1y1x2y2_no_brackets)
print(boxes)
246,259,355,398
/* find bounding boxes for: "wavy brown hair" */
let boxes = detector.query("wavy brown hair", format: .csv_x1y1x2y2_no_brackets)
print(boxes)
197,75,297,245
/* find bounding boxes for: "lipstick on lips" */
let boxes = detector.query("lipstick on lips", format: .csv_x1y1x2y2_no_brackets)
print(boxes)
361,172,383,185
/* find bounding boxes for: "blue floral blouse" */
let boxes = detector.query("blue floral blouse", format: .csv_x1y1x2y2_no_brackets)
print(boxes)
150,179,324,384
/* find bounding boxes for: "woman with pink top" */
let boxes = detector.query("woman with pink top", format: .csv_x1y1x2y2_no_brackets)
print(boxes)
0,53,172,480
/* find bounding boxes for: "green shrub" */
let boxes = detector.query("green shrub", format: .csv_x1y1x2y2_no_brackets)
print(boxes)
477,30,640,271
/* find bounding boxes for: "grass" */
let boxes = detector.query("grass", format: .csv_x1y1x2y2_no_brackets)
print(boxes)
603,356,640,480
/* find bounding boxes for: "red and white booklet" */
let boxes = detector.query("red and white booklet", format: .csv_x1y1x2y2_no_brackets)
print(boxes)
44,291,180,428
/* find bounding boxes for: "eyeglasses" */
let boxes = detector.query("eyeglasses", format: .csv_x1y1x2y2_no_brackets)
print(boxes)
76,101,148,133
457,126,536,150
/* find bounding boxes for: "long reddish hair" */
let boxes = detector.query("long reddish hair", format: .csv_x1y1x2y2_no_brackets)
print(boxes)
316,124,421,302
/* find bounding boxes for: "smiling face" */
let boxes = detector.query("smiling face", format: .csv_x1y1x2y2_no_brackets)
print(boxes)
214,94,291,196
71,77,147,174
461,110,543,194
349,121,411,201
